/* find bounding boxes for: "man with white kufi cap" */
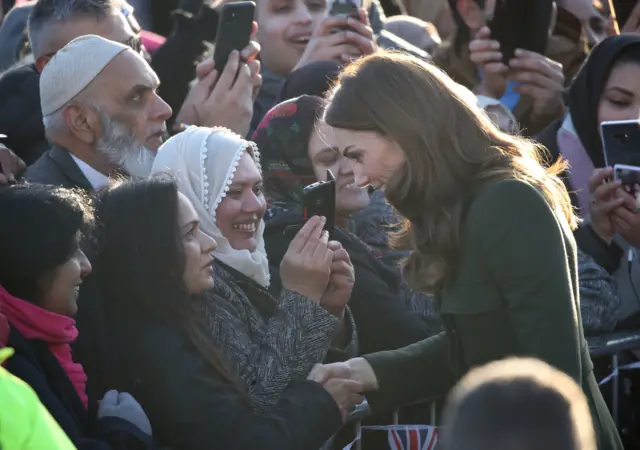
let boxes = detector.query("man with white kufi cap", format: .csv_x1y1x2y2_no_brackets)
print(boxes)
24,34,172,190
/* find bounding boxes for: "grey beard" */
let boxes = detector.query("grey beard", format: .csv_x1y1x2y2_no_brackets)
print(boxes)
95,111,155,179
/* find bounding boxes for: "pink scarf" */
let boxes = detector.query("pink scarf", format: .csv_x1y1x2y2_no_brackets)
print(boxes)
0,285,88,408
556,114,596,218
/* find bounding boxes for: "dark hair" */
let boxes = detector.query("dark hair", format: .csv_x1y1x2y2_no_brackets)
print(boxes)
93,177,240,388
28,0,121,57
441,358,595,450
447,0,484,54
0,183,93,303
325,52,575,294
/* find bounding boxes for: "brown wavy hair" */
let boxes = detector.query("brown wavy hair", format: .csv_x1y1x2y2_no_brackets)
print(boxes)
324,51,577,294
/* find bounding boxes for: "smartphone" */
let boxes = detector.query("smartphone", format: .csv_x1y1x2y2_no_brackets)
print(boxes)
601,120,640,167
302,170,336,239
489,0,554,63
329,0,360,19
328,0,360,32
611,0,639,28
213,2,255,75
614,164,640,212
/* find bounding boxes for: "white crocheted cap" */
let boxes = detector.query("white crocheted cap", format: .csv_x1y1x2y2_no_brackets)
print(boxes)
40,35,129,117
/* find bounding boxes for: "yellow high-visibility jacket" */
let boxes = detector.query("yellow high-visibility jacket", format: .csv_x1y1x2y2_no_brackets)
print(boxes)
0,347,76,449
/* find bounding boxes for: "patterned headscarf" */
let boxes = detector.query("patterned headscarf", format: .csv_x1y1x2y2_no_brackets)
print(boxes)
252,95,326,209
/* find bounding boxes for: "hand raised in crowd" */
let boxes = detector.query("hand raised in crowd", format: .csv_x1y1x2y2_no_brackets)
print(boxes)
307,363,364,421
175,23,262,136
320,241,355,318
280,216,334,302
470,27,565,120
508,49,565,120
98,390,152,435
0,143,26,185
588,167,625,244
293,9,377,71
469,26,509,99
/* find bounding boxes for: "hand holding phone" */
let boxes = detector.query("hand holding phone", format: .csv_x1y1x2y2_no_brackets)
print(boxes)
280,216,334,302
614,164,640,212
292,12,375,70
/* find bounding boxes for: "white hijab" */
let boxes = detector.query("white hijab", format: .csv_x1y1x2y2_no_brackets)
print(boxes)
150,126,270,287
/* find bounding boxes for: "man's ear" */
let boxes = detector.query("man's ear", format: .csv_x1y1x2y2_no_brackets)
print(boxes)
63,105,100,144
456,0,486,30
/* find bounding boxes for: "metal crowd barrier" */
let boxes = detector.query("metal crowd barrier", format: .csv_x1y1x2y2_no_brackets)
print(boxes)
340,330,640,449
587,330,640,427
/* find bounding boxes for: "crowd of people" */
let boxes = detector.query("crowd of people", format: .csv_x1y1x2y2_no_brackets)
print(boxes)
1,0,640,449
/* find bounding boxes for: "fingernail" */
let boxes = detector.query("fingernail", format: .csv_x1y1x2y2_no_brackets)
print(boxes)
515,49,523,56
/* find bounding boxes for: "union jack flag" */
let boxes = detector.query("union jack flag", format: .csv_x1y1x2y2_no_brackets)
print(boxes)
388,426,438,450
344,425,438,450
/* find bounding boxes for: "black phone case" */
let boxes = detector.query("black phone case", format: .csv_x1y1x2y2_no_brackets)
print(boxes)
602,122,640,167
303,180,336,239
213,2,255,74
489,0,553,63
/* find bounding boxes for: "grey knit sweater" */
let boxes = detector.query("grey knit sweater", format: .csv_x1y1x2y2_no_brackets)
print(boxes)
201,261,358,414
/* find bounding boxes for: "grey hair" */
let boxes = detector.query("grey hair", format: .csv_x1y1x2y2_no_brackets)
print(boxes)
42,109,66,135
42,92,96,136
28,0,123,57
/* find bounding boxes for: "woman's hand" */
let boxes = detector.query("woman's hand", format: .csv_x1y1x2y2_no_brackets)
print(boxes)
308,358,379,391
293,10,376,70
320,241,355,317
98,390,152,435
588,168,624,244
280,216,333,302
509,49,565,121
469,26,508,99
612,188,640,247
321,377,364,421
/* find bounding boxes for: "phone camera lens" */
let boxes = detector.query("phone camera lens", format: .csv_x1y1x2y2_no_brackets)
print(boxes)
315,199,322,205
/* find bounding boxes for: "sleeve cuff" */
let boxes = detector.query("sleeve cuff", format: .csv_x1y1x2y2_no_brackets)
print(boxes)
575,222,623,274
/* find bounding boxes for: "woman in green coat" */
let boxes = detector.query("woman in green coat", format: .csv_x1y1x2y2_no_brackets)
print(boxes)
311,51,623,450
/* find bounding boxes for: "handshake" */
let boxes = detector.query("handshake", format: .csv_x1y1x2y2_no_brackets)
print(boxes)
306,358,379,421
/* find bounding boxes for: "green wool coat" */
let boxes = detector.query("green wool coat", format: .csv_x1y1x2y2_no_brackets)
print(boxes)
364,179,623,450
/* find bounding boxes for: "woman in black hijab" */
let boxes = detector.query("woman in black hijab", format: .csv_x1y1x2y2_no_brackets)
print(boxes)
537,33,640,210
537,34,640,332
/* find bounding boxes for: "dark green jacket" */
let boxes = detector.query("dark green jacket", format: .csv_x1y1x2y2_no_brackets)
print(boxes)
364,179,622,450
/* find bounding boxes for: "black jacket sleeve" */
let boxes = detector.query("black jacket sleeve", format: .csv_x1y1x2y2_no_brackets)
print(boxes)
128,326,343,450
151,6,219,129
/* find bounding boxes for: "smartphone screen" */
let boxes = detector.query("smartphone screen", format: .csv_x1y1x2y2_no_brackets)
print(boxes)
601,120,640,167
213,2,255,74
489,0,554,63
614,164,640,212
303,171,336,239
